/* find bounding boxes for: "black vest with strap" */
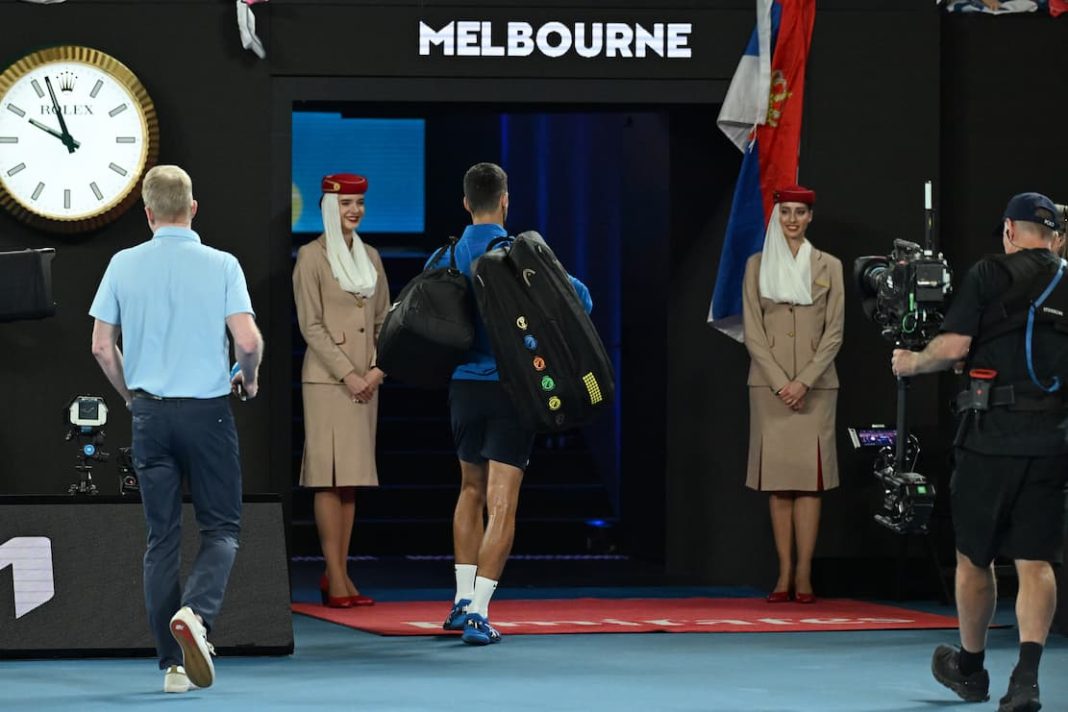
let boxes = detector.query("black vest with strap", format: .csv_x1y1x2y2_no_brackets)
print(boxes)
976,250,1068,347
962,250,1068,414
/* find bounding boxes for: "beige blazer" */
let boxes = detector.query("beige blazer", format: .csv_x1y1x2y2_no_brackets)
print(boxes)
742,247,844,391
293,236,390,384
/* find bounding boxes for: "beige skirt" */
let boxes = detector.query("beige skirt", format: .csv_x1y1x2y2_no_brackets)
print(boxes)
746,386,839,492
299,383,379,488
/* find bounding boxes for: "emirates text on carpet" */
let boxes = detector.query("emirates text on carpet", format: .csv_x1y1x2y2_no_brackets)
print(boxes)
403,616,917,629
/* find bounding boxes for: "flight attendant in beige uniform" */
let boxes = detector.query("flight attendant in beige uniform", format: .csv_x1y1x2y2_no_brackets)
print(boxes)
293,173,389,608
742,184,844,604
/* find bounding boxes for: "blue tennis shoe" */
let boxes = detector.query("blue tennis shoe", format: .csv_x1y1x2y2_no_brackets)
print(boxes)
443,598,471,631
461,613,501,645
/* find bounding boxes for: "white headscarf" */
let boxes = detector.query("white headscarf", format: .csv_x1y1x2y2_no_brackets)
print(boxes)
758,203,812,305
321,193,378,298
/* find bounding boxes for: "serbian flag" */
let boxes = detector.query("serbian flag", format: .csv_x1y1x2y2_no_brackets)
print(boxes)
707,0,816,340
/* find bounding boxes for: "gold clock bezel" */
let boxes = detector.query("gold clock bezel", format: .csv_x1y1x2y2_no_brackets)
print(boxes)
0,46,159,234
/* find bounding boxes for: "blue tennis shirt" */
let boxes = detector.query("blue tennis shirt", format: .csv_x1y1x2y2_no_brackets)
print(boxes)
89,226,255,398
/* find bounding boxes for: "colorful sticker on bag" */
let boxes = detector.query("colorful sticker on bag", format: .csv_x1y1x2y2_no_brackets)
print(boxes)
533,356,546,372
516,316,528,330
548,396,562,411
540,376,555,391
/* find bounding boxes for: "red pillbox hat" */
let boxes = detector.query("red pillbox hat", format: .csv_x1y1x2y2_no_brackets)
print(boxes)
321,173,368,194
774,184,816,206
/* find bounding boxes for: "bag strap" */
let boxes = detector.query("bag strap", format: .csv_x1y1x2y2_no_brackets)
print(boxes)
427,237,461,272
1024,258,1067,393
485,236,514,253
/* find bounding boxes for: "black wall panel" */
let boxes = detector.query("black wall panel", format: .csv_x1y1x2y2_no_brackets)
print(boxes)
1,0,1061,591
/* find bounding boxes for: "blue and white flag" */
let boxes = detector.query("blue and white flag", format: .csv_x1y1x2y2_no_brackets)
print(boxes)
717,1,775,151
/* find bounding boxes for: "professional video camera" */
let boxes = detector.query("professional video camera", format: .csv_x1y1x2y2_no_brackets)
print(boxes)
854,239,953,350
850,182,948,534
65,395,109,495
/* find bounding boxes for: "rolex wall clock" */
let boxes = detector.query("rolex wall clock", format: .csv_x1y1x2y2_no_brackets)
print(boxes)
0,46,159,233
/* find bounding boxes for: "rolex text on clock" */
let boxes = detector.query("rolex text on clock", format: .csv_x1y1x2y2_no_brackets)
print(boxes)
0,46,159,233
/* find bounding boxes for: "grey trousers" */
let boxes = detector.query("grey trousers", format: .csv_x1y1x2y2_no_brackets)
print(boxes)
131,395,242,669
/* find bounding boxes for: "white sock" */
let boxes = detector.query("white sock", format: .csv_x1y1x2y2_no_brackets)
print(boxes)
454,564,477,604
469,576,498,619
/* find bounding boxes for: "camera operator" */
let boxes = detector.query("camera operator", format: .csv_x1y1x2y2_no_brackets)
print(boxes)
891,192,1068,712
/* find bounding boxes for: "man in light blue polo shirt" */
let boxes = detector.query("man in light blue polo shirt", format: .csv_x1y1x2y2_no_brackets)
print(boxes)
89,165,263,694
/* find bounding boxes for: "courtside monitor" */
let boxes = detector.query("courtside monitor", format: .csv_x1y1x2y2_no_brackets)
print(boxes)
848,426,897,449
291,113,425,234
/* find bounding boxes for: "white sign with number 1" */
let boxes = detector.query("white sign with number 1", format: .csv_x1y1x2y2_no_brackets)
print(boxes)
0,537,54,619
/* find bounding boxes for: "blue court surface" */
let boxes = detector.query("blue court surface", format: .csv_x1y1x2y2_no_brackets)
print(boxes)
1,587,1065,712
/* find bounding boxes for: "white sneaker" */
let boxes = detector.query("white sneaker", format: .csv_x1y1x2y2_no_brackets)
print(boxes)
163,665,195,693
169,606,216,689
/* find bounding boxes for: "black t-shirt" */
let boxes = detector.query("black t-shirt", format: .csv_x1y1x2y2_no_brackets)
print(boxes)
941,248,1068,456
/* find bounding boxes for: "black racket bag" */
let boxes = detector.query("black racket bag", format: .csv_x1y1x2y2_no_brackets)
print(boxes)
473,231,614,432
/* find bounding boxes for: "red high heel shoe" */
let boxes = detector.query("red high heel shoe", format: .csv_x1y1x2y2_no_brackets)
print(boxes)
766,590,792,603
347,595,375,606
794,592,817,604
319,574,353,609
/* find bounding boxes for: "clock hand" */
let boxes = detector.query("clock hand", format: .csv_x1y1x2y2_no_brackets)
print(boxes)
43,76,77,154
27,117,82,149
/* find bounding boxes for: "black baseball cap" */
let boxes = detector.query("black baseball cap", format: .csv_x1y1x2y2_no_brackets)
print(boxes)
1003,192,1059,230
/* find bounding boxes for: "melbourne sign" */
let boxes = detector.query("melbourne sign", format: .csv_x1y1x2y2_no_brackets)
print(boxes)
419,20,694,59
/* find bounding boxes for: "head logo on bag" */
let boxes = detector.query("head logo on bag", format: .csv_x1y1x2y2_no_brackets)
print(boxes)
523,335,538,351
516,316,528,330
540,376,555,391
522,268,537,286
548,396,562,411
532,356,546,371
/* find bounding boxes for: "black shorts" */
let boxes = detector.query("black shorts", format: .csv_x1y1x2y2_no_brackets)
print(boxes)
448,380,535,469
951,448,1068,567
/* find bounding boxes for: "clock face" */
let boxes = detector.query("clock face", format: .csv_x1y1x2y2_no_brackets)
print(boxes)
0,47,158,232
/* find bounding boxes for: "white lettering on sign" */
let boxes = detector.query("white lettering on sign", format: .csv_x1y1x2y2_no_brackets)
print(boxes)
508,22,535,57
419,21,455,56
418,21,693,59
0,537,54,618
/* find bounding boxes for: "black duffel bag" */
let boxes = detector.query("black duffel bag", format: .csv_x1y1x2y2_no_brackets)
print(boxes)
473,231,614,432
377,239,474,387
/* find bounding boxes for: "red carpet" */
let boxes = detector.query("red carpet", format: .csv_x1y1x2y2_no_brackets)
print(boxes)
293,597,961,636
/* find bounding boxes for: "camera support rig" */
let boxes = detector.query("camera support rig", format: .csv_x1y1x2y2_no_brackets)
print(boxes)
875,376,937,533
854,182,950,534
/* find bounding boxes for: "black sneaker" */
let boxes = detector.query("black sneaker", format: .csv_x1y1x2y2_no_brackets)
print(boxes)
931,644,990,702
998,676,1041,712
